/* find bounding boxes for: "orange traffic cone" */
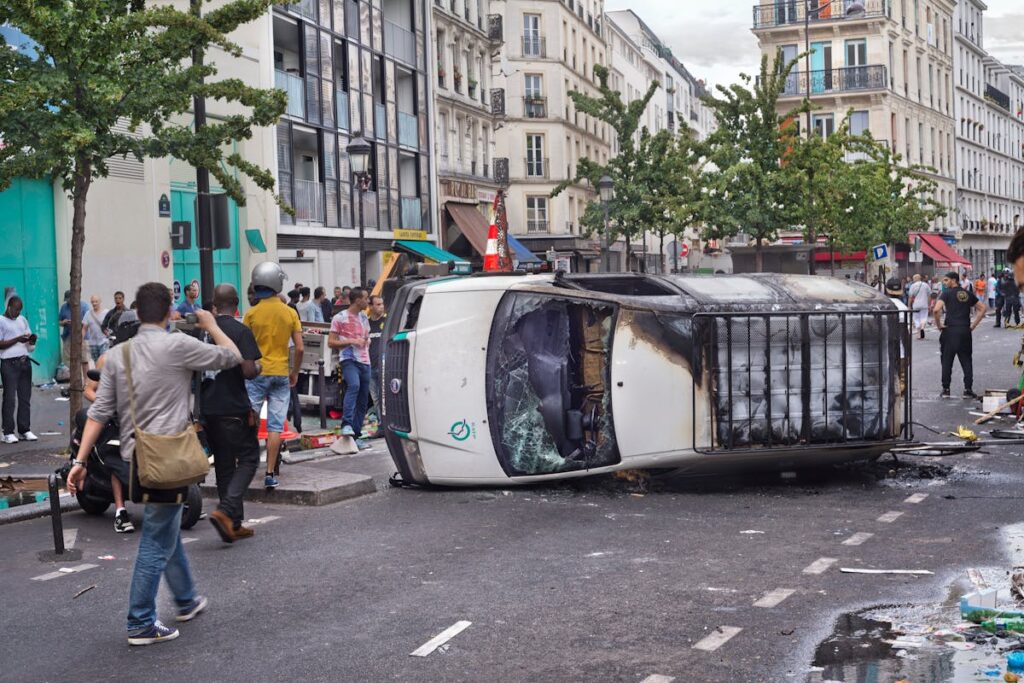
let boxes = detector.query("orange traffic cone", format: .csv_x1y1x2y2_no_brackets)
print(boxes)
483,221,500,271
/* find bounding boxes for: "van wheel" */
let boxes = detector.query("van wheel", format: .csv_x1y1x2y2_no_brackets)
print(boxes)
76,491,110,516
180,485,203,529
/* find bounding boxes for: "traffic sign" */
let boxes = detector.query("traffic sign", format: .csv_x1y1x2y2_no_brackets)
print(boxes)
679,243,690,258
871,243,889,262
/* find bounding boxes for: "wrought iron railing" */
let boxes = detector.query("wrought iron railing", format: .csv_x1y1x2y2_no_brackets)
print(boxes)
522,35,546,58
526,219,549,233
525,156,549,178
985,83,1011,111
523,96,547,118
779,65,888,97
753,0,890,29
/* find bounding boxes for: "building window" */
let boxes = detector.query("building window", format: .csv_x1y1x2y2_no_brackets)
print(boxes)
523,13,543,57
812,113,835,138
524,73,545,117
525,133,545,177
526,196,548,232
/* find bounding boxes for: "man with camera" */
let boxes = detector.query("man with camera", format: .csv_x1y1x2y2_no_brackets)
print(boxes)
68,282,241,646
0,295,37,444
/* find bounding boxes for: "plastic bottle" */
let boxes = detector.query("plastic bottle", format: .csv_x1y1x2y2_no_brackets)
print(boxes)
981,619,1024,634
1009,651,1024,672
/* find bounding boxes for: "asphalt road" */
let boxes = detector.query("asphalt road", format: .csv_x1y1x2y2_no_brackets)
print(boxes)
3,318,1024,682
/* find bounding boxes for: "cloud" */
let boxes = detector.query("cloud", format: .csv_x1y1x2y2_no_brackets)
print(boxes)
984,12,1024,65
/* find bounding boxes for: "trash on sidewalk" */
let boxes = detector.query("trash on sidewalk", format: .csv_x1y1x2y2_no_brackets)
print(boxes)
961,589,1024,621
300,430,339,450
1012,568,1024,604
1008,651,1024,672
739,530,764,535
329,436,358,455
72,585,96,599
839,567,934,575
97,555,115,561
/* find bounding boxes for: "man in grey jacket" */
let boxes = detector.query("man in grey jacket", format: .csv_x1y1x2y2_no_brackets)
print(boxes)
67,282,241,646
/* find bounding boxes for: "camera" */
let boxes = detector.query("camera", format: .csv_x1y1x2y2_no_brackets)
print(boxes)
185,313,198,324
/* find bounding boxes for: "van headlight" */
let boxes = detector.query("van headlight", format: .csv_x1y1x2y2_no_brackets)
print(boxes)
401,438,428,483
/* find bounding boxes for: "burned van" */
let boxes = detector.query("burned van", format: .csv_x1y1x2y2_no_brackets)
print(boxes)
381,273,911,486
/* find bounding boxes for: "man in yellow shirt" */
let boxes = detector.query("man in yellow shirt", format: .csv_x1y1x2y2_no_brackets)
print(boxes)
243,262,303,489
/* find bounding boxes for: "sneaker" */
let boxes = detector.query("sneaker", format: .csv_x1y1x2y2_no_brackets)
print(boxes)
355,438,372,451
264,474,279,489
940,389,951,398
127,620,179,646
340,424,355,437
175,595,208,622
919,330,925,339
963,390,980,400
114,509,135,534
1,433,17,444
19,431,37,441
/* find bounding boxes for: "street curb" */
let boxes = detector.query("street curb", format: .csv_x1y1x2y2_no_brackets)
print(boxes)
199,466,377,506
0,493,80,526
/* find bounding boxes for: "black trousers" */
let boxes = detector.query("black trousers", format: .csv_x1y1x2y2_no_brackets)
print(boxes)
1005,297,1021,325
940,326,973,392
1,356,32,436
204,414,259,525
996,295,1005,325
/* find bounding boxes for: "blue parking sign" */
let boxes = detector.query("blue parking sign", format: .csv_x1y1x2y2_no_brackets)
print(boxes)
872,244,888,261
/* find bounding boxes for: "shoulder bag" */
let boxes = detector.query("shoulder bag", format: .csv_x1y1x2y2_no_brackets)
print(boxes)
123,340,210,491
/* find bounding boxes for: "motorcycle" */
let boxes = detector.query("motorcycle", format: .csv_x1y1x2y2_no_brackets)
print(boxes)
59,382,203,530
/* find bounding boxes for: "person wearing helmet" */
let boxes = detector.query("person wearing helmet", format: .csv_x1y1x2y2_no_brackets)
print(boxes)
242,262,303,489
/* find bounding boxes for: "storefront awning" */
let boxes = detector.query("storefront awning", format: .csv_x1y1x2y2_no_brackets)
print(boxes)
507,234,543,265
913,232,971,267
813,250,866,262
393,240,471,274
445,202,489,257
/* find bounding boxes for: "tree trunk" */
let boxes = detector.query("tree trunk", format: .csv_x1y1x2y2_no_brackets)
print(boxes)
659,230,666,274
755,236,764,273
625,232,631,273
68,159,92,421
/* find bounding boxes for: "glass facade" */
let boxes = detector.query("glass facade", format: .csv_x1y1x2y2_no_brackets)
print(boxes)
273,0,430,233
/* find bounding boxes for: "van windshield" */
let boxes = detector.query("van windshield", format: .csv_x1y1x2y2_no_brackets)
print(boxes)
486,292,619,476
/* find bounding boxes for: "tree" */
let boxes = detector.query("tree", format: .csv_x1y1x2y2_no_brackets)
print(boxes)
551,64,660,270
697,53,806,272
0,0,286,417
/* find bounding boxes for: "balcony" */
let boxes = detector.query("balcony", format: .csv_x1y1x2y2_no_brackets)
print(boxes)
400,197,422,229
985,83,1011,111
488,14,503,43
293,179,325,224
522,36,546,58
525,157,549,179
752,0,890,29
524,96,547,118
494,158,509,185
275,70,306,118
383,19,416,66
398,111,418,148
779,65,888,97
491,88,505,116
527,219,549,233
336,90,350,130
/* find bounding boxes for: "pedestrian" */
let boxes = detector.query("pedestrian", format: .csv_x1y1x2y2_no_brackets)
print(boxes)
933,270,986,399
201,285,262,543
58,289,89,375
315,287,333,323
0,296,37,444
296,286,322,323
84,295,110,362
1008,228,1024,293
1000,270,1021,328
174,282,200,319
332,286,343,305
974,274,986,302
995,272,1006,328
987,272,998,311
367,294,386,429
243,262,303,489
67,282,242,646
328,287,373,450
286,289,300,311
907,274,930,340
102,291,128,335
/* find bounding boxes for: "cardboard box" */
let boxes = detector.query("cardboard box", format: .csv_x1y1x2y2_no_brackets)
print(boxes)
300,430,339,450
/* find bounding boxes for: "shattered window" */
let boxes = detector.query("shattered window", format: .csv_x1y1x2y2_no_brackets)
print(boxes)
487,293,619,475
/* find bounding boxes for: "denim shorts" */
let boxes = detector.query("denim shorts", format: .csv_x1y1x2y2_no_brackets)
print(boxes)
246,375,291,432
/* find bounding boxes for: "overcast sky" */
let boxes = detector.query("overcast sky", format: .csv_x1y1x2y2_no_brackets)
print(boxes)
604,0,1024,91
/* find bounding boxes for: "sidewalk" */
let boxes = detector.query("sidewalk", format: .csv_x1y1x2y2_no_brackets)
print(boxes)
0,385,75,478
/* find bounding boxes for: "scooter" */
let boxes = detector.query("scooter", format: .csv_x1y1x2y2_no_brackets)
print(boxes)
59,397,203,530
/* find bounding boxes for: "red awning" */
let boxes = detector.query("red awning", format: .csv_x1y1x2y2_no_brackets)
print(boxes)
813,250,866,262
913,232,971,267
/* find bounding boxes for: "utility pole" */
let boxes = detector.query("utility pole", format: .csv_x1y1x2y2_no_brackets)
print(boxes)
192,0,214,307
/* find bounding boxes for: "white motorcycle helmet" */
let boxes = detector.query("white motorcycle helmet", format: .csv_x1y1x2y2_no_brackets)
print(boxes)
251,261,288,294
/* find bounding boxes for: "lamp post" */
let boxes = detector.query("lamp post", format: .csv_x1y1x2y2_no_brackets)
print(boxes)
347,135,372,286
803,0,865,275
598,175,614,272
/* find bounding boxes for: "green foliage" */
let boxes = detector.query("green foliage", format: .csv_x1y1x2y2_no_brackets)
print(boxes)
0,0,286,205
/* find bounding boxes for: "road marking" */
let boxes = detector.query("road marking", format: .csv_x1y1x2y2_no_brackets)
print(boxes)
802,557,837,575
842,532,874,546
410,620,472,657
753,588,795,608
904,493,928,504
246,516,281,525
877,511,904,523
181,537,197,544
32,563,98,581
63,528,78,549
640,676,675,683
693,626,743,652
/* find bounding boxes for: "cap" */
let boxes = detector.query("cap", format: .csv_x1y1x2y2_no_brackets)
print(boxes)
884,277,903,295
63,289,71,301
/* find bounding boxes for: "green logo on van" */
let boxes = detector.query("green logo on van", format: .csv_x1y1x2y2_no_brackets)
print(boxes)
448,420,471,441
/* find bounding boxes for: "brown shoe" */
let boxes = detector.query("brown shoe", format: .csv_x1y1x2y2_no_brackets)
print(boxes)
208,509,235,544
232,525,254,540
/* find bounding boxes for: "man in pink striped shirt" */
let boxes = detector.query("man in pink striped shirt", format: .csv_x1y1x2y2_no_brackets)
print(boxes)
328,287,372,450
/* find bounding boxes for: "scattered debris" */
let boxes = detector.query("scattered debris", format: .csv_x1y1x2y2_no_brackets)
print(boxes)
97,555,115,561
739,530,765,535
839,568,934,575
1012,568,1024,604
72,585,96,599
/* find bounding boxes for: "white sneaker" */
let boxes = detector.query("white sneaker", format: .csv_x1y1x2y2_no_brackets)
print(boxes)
20,431,37,441
1,434,18,444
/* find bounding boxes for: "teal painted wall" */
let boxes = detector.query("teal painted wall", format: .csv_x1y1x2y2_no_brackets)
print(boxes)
0,178,59,382
170,189,241,302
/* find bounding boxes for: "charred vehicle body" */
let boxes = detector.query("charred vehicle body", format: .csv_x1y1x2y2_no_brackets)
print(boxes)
380,273,912,486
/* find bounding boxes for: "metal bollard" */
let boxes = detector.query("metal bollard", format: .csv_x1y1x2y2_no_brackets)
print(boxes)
318,359,327,429
48,473,64,555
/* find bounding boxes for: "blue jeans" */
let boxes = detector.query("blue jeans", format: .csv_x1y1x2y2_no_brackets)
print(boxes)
126,504,196,633
246,374,291,432
341,360,371,436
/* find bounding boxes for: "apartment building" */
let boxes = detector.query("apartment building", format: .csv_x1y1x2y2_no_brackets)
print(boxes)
953,0,1024,273
430,0,504,264
272,0,433,287
490,0,613,273
752,0,958,243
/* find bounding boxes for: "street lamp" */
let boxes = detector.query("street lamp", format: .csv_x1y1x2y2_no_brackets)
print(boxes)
598,175,614,272
803,0,865,275
347,134,373,286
